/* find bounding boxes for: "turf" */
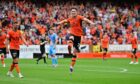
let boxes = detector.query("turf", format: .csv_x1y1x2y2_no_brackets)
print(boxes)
0,58,140,84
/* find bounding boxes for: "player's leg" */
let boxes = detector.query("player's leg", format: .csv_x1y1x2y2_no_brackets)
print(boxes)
49,46,55,66
42,53,47,64
0,49,5,67
69,35,81,73
68,40,73,54
8,50,23,78
7,50,16,77
51,55,56,67
36,56,42,63
70,54,77,73
1,48,6,67
36,48,45,64
36,53,43,64
1,53,5,67
134,49,138,64
130,49,135,64
14,50,24,78
102,48,107,60
53,47,58,66
7,62,15,77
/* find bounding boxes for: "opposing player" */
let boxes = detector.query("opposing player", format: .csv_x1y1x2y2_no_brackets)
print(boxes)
129,32,138,64
56,7,95,73
48,29,58,67
101,33,109,60
36,34,47,64
0,29,6,67
6,22,28,78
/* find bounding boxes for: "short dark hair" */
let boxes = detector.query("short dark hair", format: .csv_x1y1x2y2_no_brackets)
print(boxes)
71,7,77,11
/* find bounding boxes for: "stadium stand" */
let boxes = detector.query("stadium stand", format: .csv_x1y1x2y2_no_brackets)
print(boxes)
0,0,140,45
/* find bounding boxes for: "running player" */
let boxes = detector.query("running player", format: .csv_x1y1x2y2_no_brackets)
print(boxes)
0,29,6,67
6,22,28,78
129,32,138,64
56,7,95,73
101,33,109,60
36,34,47,64
48,29,58,67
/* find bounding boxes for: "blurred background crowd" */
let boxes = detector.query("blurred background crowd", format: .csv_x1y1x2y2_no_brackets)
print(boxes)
0,0,140,45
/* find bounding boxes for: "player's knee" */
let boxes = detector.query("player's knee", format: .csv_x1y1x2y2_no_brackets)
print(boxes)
135,55,138,59
69,36,74,40
103,52,106,55
13,59,19,63
73,48,80,53
69,36,74,43
72,56,76,62
13,61,18,64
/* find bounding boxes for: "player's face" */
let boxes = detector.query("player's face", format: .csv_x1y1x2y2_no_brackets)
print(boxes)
13,24,19,30
104,33,107,38
131,33,134,38
103,35,106,39
71,9,77,17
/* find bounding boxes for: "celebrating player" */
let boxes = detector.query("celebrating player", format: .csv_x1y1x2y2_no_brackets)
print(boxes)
0,28,6,67
48,29,58,67
6,22,28,78
36,34,47,64
101,33,109,60
56,7,95,73
129,32,138,64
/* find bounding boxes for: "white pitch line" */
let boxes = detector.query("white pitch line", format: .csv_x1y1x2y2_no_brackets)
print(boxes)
83,68,140,75
22,64,140,75
83,69,119,73
83,68,127,73
120,68,128,72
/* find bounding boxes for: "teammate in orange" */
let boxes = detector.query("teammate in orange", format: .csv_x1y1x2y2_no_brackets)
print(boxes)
0,29,6,67
6,22,28,78
101,33,109,60
129,32,138,64
56,7,95,73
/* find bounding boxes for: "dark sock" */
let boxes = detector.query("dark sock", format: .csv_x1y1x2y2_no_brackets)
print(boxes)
43,57,47,63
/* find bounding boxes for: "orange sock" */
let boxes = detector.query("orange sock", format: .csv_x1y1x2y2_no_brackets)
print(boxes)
103,53,106,60
135,56,138,62
15,64,20,73
1,55,5,65
71,58,76,67
10,64,15,72
131,55,134,62
1,59,5,65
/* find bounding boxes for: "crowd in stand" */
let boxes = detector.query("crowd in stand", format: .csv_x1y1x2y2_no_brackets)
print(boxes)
0,0,140,45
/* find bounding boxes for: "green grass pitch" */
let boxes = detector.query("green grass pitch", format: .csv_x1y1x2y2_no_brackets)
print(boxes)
0,58,140,84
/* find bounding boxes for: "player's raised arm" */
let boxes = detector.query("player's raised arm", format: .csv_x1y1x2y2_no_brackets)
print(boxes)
5,32,11,53
21,34,28,46
56,19,68,25
5,36,9,53
82,17,95,26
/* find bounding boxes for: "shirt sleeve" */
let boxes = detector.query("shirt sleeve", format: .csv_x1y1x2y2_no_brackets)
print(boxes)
78,15,84,20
